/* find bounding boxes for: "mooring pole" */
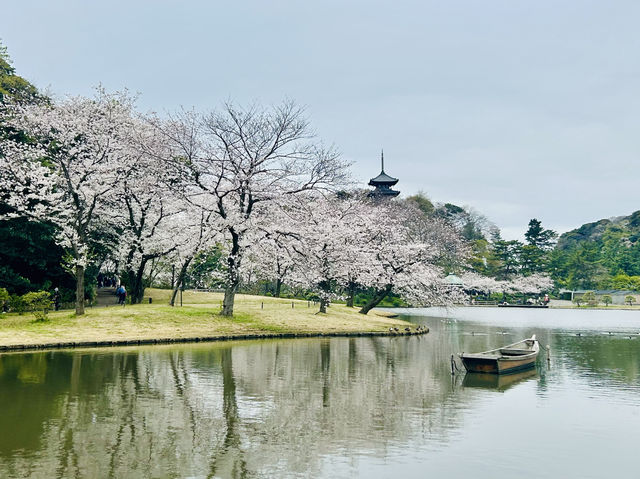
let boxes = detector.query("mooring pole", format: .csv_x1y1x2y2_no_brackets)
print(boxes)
450,355,456,375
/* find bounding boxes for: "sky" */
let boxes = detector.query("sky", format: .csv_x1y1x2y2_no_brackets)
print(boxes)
2,0,639,239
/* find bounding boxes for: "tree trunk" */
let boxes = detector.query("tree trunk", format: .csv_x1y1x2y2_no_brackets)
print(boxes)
75,264,85,315
170,258,192,306
127,258,148,304
319,297,328,313
274,278,282,298
318,279,330,314
133,262,146,304
222,281,239,316
346,281,356,308
221,230,241,317
170,287,179,307
359,284,393,315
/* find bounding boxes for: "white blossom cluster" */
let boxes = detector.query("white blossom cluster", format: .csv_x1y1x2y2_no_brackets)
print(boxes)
460,271,554,295
246,192,468,312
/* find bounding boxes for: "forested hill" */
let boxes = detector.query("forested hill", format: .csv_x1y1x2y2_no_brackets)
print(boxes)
557,210,640,250
550,210,640,289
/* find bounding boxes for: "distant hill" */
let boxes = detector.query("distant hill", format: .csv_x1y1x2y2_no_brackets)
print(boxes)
551,210,640,289
556,211,640,250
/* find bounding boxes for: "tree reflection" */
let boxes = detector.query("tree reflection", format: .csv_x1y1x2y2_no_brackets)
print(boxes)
207,348,247,479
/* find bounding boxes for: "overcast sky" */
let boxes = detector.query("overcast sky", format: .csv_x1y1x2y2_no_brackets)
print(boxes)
2,0,639,239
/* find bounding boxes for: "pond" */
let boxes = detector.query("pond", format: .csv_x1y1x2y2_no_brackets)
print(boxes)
1,307,639,478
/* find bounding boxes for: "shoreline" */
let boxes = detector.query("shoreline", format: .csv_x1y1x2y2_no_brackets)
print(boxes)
0,329,428,353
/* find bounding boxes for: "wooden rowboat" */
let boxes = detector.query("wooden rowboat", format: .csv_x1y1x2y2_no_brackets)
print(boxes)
458,335,539,375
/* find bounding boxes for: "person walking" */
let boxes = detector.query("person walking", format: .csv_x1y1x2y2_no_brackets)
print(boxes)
115,285,127,305
53,288,60,311
119,285,127,305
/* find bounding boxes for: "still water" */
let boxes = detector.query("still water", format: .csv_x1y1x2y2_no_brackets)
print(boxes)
1,307,639,478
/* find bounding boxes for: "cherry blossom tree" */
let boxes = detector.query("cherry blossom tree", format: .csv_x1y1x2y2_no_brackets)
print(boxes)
279,192,467,314
460,272,503,294
248,229,297,298
108,121,196,304
356,201,467,314
280,193,367,313
149,101,349,316
461,271,553,303
507,273,554,295
0,90,136,314
165,207,218,306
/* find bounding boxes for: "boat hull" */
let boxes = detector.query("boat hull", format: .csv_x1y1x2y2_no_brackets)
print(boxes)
460,355,537,374
459,336,540,375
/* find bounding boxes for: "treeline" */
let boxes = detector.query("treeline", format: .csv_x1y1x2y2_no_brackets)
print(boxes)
0,43,76,299
430,198,640,294
468,210,640,293
548,211,640,290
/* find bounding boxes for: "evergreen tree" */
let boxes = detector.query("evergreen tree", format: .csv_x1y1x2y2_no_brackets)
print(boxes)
492,239,522,280
521,218,557,275
524,218,557,250
0,42,38,102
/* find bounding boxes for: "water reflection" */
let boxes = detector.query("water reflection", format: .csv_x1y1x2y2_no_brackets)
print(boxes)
462,369,538,391
0,307,639,478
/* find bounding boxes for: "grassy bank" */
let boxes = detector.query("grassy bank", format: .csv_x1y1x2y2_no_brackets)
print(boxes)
0,289,417,349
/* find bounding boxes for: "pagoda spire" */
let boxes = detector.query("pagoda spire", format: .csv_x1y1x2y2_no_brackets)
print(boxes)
368,149,400,198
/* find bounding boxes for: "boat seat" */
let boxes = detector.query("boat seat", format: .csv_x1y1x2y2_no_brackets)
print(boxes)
499,348,532,356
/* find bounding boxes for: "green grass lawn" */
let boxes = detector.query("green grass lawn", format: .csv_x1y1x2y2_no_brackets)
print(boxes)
0,289,416,348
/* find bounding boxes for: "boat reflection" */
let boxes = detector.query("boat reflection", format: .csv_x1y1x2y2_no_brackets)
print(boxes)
462,368,538,391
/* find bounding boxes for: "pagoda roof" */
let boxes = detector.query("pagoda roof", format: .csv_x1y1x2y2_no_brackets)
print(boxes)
369,150,399,186
368,185,400,198
368,171,399,186
443,274,464,286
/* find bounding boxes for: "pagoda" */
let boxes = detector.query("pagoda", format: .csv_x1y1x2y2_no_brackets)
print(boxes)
368,150,400,198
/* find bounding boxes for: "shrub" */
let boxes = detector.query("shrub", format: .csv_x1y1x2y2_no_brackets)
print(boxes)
625,295,636,306
582,291,598,307
22,291,53,322
8,294,26,314
602,295,612,307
